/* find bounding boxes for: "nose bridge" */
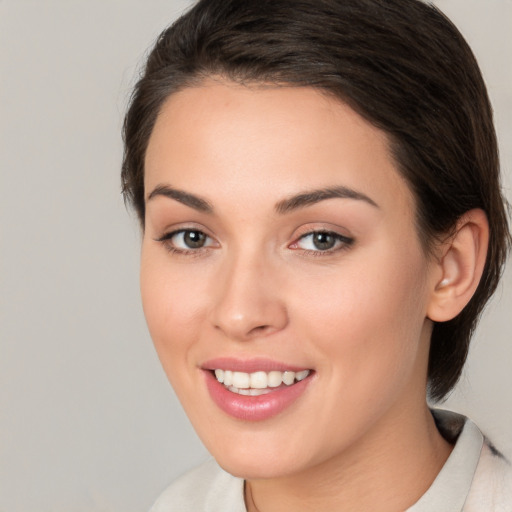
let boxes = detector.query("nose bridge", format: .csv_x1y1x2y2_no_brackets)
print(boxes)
209,244,288,341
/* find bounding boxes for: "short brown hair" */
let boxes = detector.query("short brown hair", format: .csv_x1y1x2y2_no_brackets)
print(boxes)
122,0,510,400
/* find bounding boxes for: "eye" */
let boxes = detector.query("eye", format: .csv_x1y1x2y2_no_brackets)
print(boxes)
292,231,354,252
156,229,216,252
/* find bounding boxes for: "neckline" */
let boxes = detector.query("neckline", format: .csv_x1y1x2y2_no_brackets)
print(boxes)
406,409,483,512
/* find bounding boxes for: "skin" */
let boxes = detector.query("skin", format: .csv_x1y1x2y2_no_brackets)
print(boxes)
141,81,454,511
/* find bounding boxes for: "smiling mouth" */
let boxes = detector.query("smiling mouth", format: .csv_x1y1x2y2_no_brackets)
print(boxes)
212,369,311,396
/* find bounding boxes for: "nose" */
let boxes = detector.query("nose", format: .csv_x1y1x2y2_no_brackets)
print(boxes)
209,252,289,342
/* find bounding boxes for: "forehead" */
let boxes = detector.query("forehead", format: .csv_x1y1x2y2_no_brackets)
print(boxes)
144,81,415,219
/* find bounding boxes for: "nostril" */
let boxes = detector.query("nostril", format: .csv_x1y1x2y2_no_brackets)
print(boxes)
210,290,289,341
249,324,273,336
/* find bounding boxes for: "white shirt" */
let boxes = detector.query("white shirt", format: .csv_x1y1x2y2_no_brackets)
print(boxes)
150,410,512,511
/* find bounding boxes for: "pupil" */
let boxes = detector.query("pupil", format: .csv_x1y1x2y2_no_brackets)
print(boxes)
184,231,206,248
313,232,335,250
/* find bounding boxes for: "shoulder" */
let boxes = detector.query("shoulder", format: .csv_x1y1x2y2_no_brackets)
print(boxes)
465,439,512,512
149,458,246,512
427,409,512,511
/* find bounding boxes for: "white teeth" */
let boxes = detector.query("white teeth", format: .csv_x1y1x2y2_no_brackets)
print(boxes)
282,371,295,386
228,386,272,396
213,369,311,391
250,371,268,389
232,371,250,389
223,370,233,386
295,370,309,381
267,371,283,388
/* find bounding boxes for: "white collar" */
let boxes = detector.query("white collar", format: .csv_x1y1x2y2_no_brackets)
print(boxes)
407,409,483,512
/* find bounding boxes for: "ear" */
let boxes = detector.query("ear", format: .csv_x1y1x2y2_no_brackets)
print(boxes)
427,209,489,322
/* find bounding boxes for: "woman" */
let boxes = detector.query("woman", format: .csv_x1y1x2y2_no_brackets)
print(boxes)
122,0,511,510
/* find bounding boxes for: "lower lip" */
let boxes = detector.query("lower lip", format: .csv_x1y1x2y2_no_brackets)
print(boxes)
204,370,312,421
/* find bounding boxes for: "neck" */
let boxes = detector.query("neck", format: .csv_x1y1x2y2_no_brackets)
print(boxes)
245,402,452,512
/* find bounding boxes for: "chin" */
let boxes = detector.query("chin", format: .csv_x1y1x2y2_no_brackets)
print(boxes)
215,455,298,480
199,429,317,480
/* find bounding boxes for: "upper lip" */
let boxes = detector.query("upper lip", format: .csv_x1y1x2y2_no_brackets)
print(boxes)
201,357,311,373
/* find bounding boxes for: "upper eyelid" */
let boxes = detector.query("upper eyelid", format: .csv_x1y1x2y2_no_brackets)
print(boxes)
298,229,350,239
294,231,353,243
293,226,353,241
289,229,355,251
159,228,212,240
155,228,217,254
153,229,204,249
155,225,212,240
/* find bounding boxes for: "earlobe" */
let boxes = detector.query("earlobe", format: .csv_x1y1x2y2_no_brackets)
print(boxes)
427,209,489,322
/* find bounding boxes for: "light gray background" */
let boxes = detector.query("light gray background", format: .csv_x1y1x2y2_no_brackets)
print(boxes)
1,1,510,510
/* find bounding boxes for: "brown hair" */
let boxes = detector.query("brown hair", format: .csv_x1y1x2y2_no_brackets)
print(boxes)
122,0,510,400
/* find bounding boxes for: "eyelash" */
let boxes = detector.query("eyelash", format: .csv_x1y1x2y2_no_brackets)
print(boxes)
155,229,215,256
292,231,354,256
155,229,355,256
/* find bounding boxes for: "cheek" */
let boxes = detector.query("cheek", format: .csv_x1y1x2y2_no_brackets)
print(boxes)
139,249,209,369
294,246,430,378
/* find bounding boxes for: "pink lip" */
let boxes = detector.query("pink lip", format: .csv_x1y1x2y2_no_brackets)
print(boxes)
202,362,313,422
201,357,309,373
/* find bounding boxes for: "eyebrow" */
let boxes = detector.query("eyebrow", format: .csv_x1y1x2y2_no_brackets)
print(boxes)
275,186,379,214
146,184,378,215
147,184,213,213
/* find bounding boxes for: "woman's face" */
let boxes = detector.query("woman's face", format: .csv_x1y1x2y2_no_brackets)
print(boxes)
141,81,438,479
